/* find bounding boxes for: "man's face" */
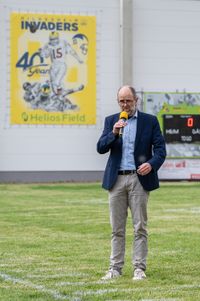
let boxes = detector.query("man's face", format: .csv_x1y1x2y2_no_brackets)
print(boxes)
117,86,137,116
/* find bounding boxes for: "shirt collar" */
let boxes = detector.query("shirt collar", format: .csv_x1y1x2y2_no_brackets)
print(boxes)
128,110,138,119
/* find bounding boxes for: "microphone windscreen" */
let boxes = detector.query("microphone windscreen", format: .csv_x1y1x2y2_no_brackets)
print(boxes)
119,111,128,120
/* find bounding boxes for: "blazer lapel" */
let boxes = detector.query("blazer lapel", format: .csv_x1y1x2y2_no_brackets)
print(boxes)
134,111,143,151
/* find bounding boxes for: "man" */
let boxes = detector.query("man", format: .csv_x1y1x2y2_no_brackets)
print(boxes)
97,85,166,281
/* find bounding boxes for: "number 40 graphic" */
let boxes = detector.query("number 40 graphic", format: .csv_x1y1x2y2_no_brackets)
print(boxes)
16,51,43,70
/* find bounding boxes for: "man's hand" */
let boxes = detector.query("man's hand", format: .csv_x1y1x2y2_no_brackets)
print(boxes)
137,163,152,176
113,120,127,135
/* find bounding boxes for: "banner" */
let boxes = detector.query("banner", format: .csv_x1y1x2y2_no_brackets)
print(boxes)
159,159,200,180
10,13,96,125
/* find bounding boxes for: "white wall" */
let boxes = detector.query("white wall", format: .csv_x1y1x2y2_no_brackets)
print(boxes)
1,0,200,178
132,0,200,180
133,0,200,92
0,0,121,172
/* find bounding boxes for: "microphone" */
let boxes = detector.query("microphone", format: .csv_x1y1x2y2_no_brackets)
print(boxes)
119,111,128,137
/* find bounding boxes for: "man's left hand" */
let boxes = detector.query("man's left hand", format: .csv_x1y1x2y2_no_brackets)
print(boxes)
137,163,152,176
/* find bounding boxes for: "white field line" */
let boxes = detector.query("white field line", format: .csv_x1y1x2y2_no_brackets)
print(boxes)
1,272,200,300
26,273,88,279
73,284,200,297
140,299,179,301
56,282,86,287
0,272,81,301
106,299,179,301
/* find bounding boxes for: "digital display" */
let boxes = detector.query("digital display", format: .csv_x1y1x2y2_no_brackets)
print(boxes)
163,114,200,143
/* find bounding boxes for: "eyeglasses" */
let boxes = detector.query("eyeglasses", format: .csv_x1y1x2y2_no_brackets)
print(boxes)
118,99,135,105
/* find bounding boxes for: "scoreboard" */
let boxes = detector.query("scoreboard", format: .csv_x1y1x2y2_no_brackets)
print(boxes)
163,114,200,143
144,91,200,164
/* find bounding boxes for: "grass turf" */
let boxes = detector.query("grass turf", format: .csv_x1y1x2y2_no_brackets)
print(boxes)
0,182,200,301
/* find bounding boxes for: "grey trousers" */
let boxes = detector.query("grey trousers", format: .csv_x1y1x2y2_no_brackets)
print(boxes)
108,174,149,272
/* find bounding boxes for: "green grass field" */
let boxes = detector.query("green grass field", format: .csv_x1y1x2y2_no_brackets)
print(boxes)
0,182,200,301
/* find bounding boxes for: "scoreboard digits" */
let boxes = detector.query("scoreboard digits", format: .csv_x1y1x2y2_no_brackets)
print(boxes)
163,114,200,143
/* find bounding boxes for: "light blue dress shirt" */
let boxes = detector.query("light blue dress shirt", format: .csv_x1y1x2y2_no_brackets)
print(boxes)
119,110,137,170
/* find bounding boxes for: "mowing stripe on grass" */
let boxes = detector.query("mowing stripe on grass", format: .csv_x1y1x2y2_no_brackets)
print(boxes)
164,207,200,213
0,272,81,301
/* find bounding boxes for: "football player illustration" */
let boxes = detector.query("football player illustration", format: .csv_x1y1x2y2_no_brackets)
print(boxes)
22,81,83,112
22,81,42,108
23,81,51,109
38,31,83,96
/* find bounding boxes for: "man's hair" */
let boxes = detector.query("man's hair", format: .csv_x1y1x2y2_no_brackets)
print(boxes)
129,86,137,98
117,85,137,99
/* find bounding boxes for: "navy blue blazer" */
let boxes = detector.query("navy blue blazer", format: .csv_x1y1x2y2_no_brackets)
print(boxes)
97,111,166,191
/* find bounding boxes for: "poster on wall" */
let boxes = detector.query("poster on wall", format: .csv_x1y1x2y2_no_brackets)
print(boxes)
10,13,96,125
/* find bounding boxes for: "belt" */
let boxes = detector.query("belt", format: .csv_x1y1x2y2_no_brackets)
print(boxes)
118,170,136,175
